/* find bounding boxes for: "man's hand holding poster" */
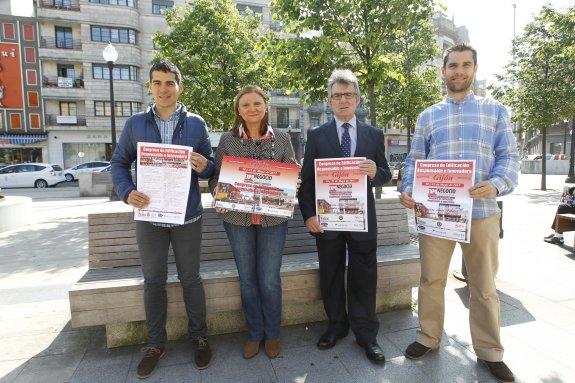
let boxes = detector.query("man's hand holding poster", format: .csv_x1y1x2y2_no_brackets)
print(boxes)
412,160,475,242
315,157,368,232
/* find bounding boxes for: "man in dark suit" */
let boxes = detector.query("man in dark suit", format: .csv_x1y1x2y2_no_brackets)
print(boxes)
298,69,392,362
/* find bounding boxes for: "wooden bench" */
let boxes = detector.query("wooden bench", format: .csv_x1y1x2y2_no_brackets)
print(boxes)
554,213,575,234
554,213,575,252
69,196,421,348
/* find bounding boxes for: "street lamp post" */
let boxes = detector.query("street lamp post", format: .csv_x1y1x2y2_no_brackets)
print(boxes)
102,43,118,158
566,118,575,183
102,43,119,201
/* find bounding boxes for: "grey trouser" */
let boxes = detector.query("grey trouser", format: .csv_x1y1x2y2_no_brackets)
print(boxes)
136,218,207,347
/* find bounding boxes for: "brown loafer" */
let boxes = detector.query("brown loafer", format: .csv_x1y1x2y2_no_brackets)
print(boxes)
264,339,280,358
243,340,260,359
193,336,212,370
479,359,515,382
404,341,433,359
136,346,165,379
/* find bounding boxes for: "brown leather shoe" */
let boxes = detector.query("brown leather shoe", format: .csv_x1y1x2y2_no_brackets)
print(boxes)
243,340,260,359
404,341,433,359
264,339,280,358
479,359,515,382
136,346,165,379
193,336,212,370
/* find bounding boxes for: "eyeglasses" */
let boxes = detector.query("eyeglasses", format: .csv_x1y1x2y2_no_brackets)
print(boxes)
331,92,357,100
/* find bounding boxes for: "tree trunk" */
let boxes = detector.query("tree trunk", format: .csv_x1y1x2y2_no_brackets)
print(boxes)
367,81,377,127
406,118,413,152
366,80,382,198
541,127,547,191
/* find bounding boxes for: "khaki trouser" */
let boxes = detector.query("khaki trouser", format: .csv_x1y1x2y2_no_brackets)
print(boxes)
416,213,503,362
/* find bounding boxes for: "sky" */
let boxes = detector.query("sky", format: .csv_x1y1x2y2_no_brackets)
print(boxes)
440,0,574,86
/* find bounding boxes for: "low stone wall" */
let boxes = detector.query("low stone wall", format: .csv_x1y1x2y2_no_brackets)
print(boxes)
521,160,570,175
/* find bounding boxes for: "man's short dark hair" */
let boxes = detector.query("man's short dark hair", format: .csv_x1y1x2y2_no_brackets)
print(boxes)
149,59,182,83
443,44,477,67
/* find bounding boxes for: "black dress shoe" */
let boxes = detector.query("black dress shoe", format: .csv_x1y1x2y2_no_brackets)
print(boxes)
362,342,386,363
317,330,348,350
543,235,564,245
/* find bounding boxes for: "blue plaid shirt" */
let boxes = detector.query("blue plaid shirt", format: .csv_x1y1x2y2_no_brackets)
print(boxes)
400,93,519,219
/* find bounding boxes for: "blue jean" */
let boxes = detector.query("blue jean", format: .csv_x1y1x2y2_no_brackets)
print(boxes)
223,221,288,341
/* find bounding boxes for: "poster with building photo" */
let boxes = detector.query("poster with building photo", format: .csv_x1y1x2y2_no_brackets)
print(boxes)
412,160,475,242
315,157,368,232
134,142,192,225
213,156,299,218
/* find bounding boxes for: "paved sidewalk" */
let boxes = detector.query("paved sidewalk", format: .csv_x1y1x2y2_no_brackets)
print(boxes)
1,173,575,382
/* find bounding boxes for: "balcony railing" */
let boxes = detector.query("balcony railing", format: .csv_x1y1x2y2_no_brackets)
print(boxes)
42,76,84,88
45,114,87,126
38,0,80,11
40,36,82,50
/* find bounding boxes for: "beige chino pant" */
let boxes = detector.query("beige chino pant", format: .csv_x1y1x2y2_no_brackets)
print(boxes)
416,213,504,362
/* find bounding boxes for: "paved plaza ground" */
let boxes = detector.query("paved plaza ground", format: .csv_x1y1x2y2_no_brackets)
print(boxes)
1,173,575,382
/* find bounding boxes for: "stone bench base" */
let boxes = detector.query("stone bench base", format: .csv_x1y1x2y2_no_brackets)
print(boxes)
105,289,411,348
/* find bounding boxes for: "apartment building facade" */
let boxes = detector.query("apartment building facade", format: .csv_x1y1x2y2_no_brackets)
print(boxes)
0,10,45,165
34,0,288,168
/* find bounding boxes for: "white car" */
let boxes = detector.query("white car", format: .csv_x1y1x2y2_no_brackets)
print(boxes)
63,161,110,182
0,163,65,188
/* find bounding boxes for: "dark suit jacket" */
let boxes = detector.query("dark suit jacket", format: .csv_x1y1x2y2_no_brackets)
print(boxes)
298,119,392,241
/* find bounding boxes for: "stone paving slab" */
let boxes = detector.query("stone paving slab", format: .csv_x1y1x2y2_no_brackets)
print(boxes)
2,175,575,382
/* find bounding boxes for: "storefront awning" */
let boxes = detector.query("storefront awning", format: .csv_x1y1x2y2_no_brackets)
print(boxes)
0,134,47,145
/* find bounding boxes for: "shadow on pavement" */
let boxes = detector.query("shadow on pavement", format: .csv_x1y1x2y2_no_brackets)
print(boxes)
453,286,536,327
0,217,87,276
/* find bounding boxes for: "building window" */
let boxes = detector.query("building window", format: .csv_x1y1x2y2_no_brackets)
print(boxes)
3,23,15,40
30,114,41,129
236,4,263,15
550,143,563,155
309,116,320,128
24,47,36,63
55,26,73,49
92,64,139,81
91,26,136,44
152,0,173,14
10,113,22,129
54,0,72,7
95,101,141,117
276,108,289,129
60,102,77,116
57,64,76,78
89,0,136,7
26,70,38,85
23,24,35,41
27,92,39,107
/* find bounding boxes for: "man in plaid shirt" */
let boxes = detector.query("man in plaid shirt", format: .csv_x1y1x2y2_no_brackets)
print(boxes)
399,44,519,383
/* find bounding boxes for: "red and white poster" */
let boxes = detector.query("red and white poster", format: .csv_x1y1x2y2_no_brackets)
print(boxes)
0,43,24,109
214,156,299,218
315,157,368,232
412,160,475,242
135,142,192,225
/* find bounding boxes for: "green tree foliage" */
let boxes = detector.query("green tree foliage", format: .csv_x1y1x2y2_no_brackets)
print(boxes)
377,17,441,149
262,0,438,128
153,0,269,130
491,5,575,190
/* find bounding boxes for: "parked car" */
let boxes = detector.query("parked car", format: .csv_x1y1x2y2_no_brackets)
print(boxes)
0,163,65,188
100,162,135,173
63,161,110,181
